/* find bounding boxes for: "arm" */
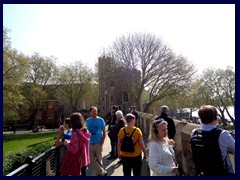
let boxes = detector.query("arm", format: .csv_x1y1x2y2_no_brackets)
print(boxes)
100,129,106,146
138,137,148,159
117,136,122,159
55,127,64,148
219,131,235,156
168,118,176,139
65,132,80,154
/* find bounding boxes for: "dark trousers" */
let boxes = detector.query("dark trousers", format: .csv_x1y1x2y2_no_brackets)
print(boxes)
110,140,117,157
122,154,142,176
81,166,87,176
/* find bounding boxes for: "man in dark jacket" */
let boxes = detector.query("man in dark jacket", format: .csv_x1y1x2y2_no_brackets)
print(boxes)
155,105,176,139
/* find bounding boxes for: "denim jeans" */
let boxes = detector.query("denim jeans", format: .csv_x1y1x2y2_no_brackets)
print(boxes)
110,140,117,157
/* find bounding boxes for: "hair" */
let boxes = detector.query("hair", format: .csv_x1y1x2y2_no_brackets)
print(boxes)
161,105,169,113
198,105,218,124
111,105,118,112
149,119,168,142
115,110,123,117
125,113,135,123
70,112,87,132
64,118,71,128
89,106,97,112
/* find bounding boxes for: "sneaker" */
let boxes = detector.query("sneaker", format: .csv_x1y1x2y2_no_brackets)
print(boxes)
103,171,108,176
117,159,122,164
107,156,116,160
97,171,108,176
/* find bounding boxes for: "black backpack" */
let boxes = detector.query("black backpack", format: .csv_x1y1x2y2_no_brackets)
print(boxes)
121,128,138,153
190,128,226,176
108,125,118,140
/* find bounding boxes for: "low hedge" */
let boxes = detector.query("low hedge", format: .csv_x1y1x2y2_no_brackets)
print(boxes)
3,137,55,175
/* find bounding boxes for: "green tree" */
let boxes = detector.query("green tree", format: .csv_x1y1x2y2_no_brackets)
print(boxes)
56,61,93,112
3,27,28,124
200,67,235,127
22,53,58,128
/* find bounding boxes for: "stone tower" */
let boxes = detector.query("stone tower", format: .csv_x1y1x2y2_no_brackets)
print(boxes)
98,56,141,117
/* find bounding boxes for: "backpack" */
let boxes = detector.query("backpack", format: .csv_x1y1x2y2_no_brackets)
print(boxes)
121,128,138,153
108,125,118,140
190,128,226,176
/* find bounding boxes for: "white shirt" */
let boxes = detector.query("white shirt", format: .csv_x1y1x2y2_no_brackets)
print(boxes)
149,140,176,176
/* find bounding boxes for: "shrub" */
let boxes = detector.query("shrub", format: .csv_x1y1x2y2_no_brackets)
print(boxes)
3,140,54,175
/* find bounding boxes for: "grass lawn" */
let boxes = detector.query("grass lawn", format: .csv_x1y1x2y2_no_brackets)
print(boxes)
3,132,58,155
3,132,59,175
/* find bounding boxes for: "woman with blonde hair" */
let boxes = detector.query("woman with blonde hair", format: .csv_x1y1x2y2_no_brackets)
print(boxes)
148,119,178,176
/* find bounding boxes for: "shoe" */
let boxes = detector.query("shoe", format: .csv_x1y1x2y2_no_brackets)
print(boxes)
103,171,108,176
117,160,122,164
97,171,108,176
107,156,115,160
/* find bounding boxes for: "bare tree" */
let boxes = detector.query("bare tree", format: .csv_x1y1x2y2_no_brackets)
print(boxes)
103,32,196,111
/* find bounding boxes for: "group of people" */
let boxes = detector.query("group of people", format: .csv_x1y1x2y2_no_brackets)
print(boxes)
55,104,235,176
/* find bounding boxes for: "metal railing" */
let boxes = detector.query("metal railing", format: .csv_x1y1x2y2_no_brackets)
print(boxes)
6,145,65,176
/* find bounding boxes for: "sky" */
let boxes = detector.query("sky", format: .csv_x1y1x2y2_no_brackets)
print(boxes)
3,4,235,73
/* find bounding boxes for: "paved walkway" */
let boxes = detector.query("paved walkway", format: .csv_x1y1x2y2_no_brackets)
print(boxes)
87,133,150,176
87,134,123,176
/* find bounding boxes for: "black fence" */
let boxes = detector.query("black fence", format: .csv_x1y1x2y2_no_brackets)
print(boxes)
6,145,65,176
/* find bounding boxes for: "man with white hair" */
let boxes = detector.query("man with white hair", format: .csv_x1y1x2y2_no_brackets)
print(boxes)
155,105,176,139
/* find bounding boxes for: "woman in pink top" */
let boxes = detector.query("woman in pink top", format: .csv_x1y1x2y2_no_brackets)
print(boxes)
60,112,91,176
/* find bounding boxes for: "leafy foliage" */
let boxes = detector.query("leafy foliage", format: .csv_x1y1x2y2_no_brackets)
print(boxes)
56,61,93,111
3,27,29,123
3,132,57,175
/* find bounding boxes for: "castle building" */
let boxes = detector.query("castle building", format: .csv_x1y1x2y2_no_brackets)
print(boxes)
98,57,141,117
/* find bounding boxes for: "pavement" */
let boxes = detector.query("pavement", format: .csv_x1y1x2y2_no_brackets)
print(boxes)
87,132,150,176
87,134,123,176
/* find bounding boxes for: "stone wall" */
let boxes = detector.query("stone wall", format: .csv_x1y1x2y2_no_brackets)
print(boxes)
137,112,235,176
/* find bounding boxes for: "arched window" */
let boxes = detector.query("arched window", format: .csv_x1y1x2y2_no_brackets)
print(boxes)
123,91,128,102
110,81,114,87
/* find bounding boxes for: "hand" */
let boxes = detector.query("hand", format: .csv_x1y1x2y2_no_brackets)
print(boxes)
168,139,175,145
143,154,148,159
64,139,70,145
118,154,122,160
58,126,64,133
99,140,104,146
172,164,178,174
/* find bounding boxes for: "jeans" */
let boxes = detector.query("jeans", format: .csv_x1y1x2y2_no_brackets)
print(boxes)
110,140,117,157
